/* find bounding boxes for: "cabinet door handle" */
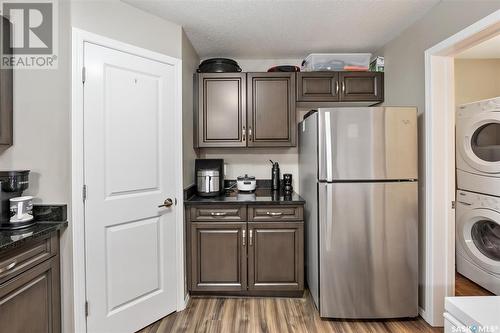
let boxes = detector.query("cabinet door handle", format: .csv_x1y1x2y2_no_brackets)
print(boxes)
266,211,283,216
248,127,253,141
335,81,339,94
210,212,227,216
242,126,246,142
242,229,246,246
249,229,253,246
0,261,17,274
341,81,346,93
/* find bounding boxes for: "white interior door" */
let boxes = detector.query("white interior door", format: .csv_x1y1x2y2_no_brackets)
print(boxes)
83,41,177,333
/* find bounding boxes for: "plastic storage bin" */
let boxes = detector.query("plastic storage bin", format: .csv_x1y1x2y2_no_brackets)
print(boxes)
302,53,372,72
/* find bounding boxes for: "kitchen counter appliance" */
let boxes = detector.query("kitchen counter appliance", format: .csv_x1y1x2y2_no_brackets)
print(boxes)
236,174,256,192
195,159,224,197
299,107,418,319
270,160,280,190
0,170,33,229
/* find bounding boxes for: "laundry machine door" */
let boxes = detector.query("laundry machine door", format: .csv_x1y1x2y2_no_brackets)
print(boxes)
458,114,500,174
458,208,500,274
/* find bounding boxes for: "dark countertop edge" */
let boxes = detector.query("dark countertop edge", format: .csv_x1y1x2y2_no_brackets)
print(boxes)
0,221,68,253
184,192,306,205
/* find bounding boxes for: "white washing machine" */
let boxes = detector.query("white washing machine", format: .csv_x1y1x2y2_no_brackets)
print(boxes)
456,190,500,295
456,97,500,196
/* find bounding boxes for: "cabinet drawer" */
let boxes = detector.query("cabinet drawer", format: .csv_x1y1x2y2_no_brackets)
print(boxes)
0,233,58,284
248,205,303,221
190,205,247,222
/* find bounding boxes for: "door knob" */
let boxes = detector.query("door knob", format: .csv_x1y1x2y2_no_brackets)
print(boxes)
158,198,173,208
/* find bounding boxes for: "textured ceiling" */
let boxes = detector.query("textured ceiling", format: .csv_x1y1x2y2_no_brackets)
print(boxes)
124,0,441,59
456,33,500,59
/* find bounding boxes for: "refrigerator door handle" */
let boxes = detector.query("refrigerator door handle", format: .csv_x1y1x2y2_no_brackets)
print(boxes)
324,112,333,182
325,184,333,252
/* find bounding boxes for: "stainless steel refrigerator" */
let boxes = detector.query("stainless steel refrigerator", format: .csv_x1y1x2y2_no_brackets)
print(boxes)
299,107,418,319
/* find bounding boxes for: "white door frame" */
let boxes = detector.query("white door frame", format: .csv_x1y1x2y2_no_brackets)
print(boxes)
71,28,185,333
424,9,500,326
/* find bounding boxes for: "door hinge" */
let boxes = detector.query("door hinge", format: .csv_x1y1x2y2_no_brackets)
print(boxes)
82,66,86,84
451,201,456,209
85,301,89,317
82,185,87,201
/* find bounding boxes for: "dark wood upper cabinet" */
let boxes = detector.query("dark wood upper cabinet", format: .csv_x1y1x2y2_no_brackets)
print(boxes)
194,71,384,148
0,16,13,147
190,222,247,292
339,72,383,102
247,73,296,147
195,73,247,148
296,72,339,102
296,71,384,105
247,222,303,291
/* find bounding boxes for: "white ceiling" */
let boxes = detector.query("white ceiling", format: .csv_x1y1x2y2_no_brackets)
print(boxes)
456,34,500,59
124,0,441,59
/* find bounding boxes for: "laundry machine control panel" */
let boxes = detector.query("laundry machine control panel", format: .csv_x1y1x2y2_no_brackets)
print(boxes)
457,190,500,210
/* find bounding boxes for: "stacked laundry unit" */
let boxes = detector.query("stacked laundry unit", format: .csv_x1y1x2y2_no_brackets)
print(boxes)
455,97,500,295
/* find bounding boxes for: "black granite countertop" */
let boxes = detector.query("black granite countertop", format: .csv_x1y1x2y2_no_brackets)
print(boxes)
0,221,67,252
185,189,305,205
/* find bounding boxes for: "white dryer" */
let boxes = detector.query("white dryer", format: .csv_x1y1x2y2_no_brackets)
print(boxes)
456,190,500,295
456,97,500,196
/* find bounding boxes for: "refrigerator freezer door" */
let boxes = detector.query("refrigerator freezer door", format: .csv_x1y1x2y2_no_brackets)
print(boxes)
318,107,418,181
318,181,418,318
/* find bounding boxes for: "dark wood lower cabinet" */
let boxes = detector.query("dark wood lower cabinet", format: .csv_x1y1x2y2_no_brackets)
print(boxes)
187,204,304,296
248,222,303,291
0,233,61,333
190,222,247,292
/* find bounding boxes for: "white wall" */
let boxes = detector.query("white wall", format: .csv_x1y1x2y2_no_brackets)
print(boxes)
182,30,200,187
375,0,500,310
0,4,71,205
0,0,73,330
455,58,500,105
200,58,305,191
71,0,181,59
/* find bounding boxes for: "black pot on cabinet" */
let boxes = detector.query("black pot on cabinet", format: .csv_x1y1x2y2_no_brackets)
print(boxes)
196,58,242,73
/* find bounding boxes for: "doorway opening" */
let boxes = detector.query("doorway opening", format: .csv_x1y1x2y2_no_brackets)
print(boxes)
424,9,500,326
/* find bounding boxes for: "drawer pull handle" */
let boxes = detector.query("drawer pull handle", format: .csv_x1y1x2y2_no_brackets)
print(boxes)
0,261,17,273
211,212,227,216
266,212,283,216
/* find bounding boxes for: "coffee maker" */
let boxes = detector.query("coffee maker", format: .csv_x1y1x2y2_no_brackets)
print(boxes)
0,170,32,229
195,159,224,197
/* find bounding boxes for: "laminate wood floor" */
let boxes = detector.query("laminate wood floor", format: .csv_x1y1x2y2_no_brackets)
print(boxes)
139,273,494,333
137,290,441,333
455,272,494,296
